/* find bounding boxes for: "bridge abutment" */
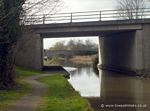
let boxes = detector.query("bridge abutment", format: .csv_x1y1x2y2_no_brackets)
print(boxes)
142,24,150,73
16,29,43,70
98,30,145,75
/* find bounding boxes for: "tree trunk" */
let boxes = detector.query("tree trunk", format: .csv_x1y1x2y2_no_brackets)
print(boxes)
0,44,15,89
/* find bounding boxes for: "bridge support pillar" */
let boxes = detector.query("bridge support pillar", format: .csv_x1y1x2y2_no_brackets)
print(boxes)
141,24,150,73
98,30,144,75
16,29,43,70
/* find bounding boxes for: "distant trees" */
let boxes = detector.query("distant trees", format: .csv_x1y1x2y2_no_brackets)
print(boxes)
49,40,98,51
116,0,147,19
49,41,66,50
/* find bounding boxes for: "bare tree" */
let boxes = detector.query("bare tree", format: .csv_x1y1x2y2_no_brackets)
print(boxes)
22,0,62,24
24,0,62,14
116,0,147,19
0,0,62,89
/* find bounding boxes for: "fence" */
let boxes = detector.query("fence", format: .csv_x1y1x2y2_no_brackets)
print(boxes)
24,8,150,24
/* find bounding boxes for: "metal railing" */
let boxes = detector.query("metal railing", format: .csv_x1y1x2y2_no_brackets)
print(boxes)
24,8,150,25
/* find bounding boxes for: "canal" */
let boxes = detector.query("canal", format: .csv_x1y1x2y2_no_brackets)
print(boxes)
65,67,100,97
64,66,150,111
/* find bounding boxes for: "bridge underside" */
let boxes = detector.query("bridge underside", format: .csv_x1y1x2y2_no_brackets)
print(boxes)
16,20,150,75
99,31,142,74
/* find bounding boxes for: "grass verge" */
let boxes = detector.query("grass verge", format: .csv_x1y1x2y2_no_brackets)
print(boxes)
0,67,93,111
38,75,94,111
0,66,41,111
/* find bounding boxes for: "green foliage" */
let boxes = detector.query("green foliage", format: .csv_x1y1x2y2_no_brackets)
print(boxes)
38,75,94,111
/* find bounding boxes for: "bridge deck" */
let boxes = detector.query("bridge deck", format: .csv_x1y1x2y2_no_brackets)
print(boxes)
27,19,150,38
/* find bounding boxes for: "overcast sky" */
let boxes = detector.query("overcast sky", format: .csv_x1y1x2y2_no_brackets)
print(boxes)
62,0,117,12
44,0,117,49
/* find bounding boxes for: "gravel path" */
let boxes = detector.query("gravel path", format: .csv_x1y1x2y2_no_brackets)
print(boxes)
8,74,52,111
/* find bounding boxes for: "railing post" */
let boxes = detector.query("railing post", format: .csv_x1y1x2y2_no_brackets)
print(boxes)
70,13,72,23
136,8,138,19
99,11,101,21
43,14,45,24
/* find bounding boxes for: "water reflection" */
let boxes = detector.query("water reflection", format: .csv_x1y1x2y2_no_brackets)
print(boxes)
67,67,100,97
97,70,150,111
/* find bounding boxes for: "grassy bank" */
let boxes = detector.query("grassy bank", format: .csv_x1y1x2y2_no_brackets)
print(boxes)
0,67,41,111
38,75,94,111
0,67,93,111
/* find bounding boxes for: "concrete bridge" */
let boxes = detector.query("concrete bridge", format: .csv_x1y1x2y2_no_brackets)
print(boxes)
16,9,150,75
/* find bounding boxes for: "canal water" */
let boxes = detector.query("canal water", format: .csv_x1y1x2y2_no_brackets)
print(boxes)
64,66,150,111
65,67,100,97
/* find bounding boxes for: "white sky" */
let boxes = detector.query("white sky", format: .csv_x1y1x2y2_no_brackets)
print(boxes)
44,0,117,49
61,0,117,12
44,36,99,49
